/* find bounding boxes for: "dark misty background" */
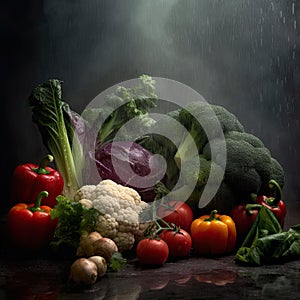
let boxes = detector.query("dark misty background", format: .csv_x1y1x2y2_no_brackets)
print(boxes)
1,1,300,219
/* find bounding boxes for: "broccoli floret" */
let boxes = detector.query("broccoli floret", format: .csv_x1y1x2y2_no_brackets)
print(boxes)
211,105,245,133
202,134,284,204
225,139,261,194
224,131,264,148
174,102,245,167
259,157,285,195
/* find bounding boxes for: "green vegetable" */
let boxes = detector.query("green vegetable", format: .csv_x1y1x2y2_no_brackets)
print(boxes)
235,206,300,265
107,252,127,272
28,79,83,199
83,74,158,148
202,133,284,197
174,102,245,165
50,195,99,252
140,101,285,215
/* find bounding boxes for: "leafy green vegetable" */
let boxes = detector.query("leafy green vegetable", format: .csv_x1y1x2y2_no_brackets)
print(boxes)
107,252,127,272
28,79,84,199
50,195,99,252
83,74,158,148
235,206,300,265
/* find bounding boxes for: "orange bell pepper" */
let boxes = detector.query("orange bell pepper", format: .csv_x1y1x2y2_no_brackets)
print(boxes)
190,210,236,256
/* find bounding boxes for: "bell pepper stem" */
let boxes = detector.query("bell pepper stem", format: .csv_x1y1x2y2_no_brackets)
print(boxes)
205,209,218,221
268,179,282,206
32,155,54,175
30,191,49,212
245,203,262,214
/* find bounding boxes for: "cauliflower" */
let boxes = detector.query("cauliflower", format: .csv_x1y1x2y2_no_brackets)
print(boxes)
74,180,152,252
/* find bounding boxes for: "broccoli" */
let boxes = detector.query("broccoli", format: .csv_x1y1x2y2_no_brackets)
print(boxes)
211,105,245,133
152,102,285,216
224,131,264,148
174,102,245,166
180,155,224,188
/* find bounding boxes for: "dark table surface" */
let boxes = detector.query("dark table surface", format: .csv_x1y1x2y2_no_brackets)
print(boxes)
1,205,300,300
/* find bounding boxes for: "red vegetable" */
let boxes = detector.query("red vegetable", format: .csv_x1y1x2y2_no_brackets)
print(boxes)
11,154,64,207
255,179,286,228
159,228,192,259
136,238,169,266
7,191,58,250
230,203,260,243
157,200,193,232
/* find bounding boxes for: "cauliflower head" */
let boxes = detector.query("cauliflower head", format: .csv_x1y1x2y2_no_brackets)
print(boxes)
74,180,151,252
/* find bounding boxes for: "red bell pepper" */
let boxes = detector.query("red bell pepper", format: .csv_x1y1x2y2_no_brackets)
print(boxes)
11,154,64,207
7,191,58,250
256,179,286,228
230,203,261,243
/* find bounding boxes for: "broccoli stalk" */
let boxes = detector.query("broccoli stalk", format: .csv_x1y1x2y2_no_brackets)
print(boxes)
28,79,82,199
174,124,204,167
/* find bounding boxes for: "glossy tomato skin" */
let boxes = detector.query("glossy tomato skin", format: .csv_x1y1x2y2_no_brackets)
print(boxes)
190,211,236,256
159,229,192,259
136,238,169,266
157,201,193,232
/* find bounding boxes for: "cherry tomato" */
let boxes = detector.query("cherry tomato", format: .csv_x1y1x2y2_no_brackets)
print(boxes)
157,201,193,232
136,238,169,266
159,228,192,259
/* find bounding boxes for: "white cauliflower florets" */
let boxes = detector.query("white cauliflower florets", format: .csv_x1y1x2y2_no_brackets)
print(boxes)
75,179,152,252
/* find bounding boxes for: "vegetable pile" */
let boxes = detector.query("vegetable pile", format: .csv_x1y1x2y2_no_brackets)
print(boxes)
4,75,300,289
140,102,285,216
73,179,150,252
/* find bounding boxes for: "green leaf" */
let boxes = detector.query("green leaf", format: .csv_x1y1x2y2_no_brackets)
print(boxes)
28,79,81,199
50,196,99,251
107,252,127,272
235,207,300,265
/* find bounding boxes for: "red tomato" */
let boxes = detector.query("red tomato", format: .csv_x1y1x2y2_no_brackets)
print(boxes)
159,229,192,259
136,238,169,266
157,201,193,232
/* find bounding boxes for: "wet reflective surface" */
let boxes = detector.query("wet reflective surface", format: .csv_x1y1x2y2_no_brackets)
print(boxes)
1,251,300,299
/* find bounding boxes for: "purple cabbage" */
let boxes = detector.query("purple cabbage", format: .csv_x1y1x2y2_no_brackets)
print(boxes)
93,141,167,202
